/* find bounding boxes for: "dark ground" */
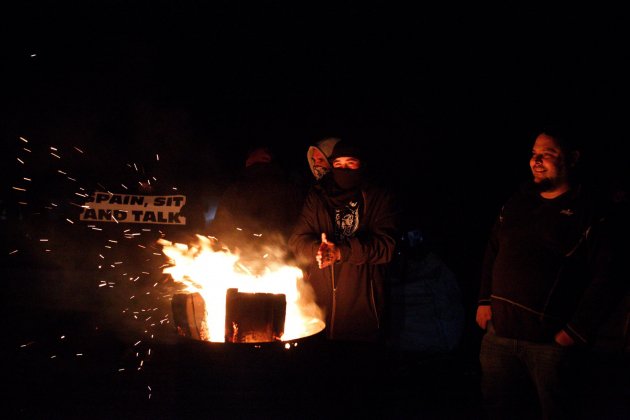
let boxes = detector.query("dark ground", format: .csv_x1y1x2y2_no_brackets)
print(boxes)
4,257,629,419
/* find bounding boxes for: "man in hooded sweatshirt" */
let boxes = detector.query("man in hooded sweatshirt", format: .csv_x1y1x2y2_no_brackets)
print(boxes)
306,137,341,182
289,140,400,343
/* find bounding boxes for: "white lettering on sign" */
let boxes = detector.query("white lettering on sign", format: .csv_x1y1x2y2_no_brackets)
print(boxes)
80,192,187,225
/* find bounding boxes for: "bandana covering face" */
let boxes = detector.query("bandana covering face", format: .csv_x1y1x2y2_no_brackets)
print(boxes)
332,168,363,190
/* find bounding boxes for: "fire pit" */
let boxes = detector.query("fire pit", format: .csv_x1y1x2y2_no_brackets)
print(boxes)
160,235,326,346
172,289,325,344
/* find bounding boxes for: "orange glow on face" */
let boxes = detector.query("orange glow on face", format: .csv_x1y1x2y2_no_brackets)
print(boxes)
158,235,324,342
332,157,361,169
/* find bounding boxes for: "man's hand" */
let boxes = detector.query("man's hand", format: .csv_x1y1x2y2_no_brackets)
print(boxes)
476,305,492,330
316,233,340,269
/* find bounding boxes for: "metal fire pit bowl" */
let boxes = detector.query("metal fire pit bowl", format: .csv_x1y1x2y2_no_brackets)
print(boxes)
171,291,325,345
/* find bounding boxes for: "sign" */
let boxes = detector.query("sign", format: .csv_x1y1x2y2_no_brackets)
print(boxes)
79,192,186,225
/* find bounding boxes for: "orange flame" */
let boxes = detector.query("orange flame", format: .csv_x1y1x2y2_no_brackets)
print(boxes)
158,235,324,342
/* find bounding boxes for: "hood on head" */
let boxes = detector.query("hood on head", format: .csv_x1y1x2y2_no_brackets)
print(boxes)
307,137,341,179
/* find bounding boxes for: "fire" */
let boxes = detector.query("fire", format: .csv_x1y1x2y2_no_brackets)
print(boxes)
158,235,324,342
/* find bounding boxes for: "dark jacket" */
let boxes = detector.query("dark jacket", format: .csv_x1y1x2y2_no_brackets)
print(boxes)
288,181,399,342
478,181,621,344
210,162,303,249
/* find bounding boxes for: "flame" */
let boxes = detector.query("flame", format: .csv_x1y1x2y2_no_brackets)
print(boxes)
158,235,324,342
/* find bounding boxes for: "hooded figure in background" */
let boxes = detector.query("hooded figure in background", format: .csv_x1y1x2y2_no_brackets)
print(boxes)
209,146,303,272
289,140,400,342
307,137,341,181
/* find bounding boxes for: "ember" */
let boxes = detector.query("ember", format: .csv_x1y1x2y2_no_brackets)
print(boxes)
159,235,324,343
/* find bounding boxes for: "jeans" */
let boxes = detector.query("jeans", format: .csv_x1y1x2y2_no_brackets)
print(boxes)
479,325,581,420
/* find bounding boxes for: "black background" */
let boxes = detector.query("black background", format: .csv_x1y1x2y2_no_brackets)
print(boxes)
2,2,629,418
4,1,628,245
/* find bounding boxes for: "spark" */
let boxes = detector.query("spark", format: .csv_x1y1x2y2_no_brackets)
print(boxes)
23,177,31,181
156,154,159,161
12,186,26,191
134,341,141,346
73,146,84,153
23,147,32,152
9,250,19,255
17,158,24,164
66,219,74,224
20,341,35,347
58,170,67,174
50,146,58,151
50,152,61,159
39,239,49,242
121,184,128,190
19,136,28,143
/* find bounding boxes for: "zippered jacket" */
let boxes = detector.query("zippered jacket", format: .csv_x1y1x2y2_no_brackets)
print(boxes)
478,181,622,344
289,182,399,342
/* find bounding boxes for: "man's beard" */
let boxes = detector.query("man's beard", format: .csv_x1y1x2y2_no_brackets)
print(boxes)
532,177,555,193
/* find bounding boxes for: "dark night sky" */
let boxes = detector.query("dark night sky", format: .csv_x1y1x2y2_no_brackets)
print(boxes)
2,1,629,243
3,5,629,416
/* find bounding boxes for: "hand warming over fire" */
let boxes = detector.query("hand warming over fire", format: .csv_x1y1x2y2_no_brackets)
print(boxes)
316,233,340,269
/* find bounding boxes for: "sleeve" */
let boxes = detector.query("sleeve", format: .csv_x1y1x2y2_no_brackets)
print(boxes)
565,213,629,344
478,207,503,306
288,191,324,265
341,189,400,266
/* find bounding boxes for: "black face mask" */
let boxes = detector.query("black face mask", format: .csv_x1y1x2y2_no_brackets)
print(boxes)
332,168,363,190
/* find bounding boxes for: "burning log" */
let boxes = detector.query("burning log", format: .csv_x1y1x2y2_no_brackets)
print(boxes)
172,292,209,341
225,288,286,343
172,289,287,343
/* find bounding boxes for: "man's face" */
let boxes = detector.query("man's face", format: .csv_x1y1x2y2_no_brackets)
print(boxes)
332,156,361,169
311,148,331,179
529,133,571,191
